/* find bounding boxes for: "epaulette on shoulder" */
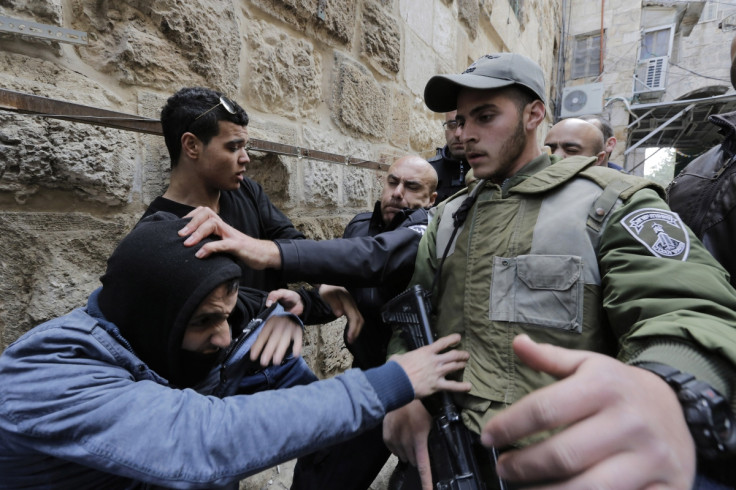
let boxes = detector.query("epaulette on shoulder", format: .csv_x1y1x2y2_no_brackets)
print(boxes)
579,165,665,201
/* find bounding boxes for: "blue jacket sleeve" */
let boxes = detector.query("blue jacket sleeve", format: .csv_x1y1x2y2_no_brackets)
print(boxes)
0,314,413,489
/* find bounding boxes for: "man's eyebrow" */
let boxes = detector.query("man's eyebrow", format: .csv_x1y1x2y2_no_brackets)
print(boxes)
466,103,499,117
189,310,229,324
226,138,247,145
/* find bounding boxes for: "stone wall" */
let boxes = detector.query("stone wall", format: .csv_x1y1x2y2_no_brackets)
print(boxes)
0,1,562,486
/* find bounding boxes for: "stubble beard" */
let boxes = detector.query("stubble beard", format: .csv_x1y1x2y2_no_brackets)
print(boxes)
488,116,527,184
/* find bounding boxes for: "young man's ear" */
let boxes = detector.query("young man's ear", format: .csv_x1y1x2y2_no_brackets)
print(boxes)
181,132,201,160
525,100,547,131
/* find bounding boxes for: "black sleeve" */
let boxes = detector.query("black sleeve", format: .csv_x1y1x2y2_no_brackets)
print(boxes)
275,211,427,287
247,180,305,241
296,287,338,325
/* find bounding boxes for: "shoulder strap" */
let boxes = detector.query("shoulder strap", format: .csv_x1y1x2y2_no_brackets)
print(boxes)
579,167,661,250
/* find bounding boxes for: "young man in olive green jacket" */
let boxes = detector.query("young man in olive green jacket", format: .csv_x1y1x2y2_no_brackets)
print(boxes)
384,53,736,490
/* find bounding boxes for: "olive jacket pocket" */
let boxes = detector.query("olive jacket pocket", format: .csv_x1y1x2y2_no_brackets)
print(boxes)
490,255,584,332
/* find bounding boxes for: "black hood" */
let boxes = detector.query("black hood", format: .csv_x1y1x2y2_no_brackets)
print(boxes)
98,212,242,387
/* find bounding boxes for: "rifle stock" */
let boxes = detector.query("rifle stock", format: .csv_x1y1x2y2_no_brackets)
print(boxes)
382,285,506,490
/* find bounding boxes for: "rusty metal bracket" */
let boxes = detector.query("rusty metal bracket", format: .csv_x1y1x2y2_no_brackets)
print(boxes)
0,88,388,171
0,15,88,45
317,0,327,21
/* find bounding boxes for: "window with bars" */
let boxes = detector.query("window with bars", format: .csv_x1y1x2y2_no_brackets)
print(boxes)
572,33,602,79
508,0,523,20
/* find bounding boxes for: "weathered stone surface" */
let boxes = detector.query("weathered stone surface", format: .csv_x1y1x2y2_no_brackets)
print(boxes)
135,92,170,204
0,52,124,108
317,318,353,376
432,1,457,66
343,165,378,211
458,0,479,40
246,152,293,208
302,160,339,208
0,113,137,205
72,0,240,93
403,29,437,97
389,87,411,149
361,1,401,76
0,212,135,350
248,0,356,45
400,0,434,47
244,20,322,120
0,0,62,24
410,101,443,154
333,54,391,139
301,126,379,208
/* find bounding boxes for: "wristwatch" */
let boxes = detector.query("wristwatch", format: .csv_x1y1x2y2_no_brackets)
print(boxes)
636,362,736,458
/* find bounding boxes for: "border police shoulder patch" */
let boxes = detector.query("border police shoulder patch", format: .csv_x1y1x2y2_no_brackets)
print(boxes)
620,208,690,261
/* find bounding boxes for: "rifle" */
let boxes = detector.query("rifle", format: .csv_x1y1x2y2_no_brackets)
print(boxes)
381,285,506,490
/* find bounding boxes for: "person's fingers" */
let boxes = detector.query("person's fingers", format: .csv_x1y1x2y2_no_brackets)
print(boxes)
193,238,234,258
180,207,216,236
249,322,271,362
430,333,462,351
511,334,589,379
290,327,303,358
415,443,433,490
182,218,220,247
345,319,360,344
258,323,282,367
270,324,294,366
494,408,635,483
435,379,472,393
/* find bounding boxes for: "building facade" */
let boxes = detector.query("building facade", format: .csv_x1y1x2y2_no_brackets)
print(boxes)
560,0,735,176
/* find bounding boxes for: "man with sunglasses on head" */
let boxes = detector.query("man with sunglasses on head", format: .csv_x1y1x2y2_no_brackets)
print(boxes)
144,87,441,489
428,111,469,205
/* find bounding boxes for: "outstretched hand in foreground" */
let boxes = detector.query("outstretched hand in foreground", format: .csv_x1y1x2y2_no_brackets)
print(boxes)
481,334,695,489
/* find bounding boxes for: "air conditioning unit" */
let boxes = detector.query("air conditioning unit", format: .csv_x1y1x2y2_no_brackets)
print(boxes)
560,83,604,118
633,56,668,94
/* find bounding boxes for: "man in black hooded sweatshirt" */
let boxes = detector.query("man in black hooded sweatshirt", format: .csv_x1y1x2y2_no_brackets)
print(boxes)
0,211,471,489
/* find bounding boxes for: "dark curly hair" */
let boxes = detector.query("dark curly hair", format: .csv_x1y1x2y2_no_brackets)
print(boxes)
161,87,249,168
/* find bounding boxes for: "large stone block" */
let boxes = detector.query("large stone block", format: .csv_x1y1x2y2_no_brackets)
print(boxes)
245,152,293,209
361,1,401,76
400,0,434,46
302,160,339,208
403,29,437,97
72,0,240,93
0,52,124,108
248,0,356,45
332,54,390,139
244,20,322,120
0,113,137,205
433,1,457,64
0,212,135,350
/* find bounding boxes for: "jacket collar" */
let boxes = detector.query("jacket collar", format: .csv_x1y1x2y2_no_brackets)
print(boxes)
369,201,420,233
710,111,736,159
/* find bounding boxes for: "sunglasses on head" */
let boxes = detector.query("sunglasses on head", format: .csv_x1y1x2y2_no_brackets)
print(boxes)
193,96,237,121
